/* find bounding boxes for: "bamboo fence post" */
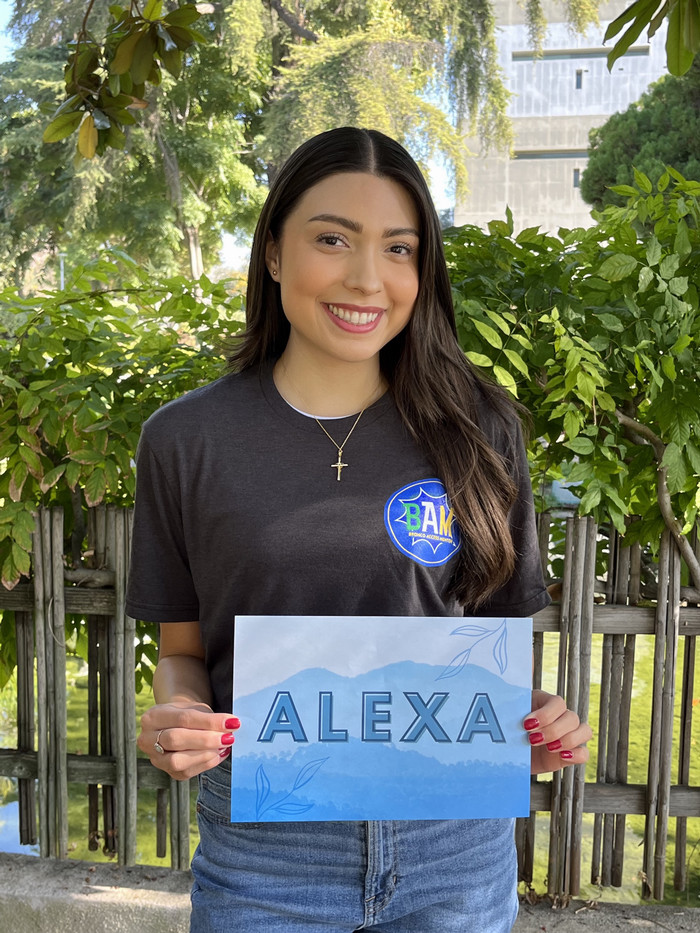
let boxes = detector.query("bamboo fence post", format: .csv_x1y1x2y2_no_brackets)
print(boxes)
675,631,694,891
653,541,680,900
570,517,596,895
15,606,36,845
591,628,610,886
96,507,117,855
32,509,49,857
51,508,68,858
675,529,700,891
547,516,573,897
87,508,100,852
613,630,635,887
156,788,168,859
119,508,138,865
518,512,550,886
643,529,669,898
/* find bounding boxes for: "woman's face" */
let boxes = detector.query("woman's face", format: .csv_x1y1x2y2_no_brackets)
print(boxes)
266,172,420,370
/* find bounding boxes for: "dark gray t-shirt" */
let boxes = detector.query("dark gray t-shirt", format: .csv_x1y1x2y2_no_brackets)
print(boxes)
126,365,549,712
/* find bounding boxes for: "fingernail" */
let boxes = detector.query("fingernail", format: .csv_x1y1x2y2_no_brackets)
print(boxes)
523,718,540,731
546,740,562,752
221,733,235,745
219,748,231,758
528,732,544,745
560,750,574,760
225,717,241,729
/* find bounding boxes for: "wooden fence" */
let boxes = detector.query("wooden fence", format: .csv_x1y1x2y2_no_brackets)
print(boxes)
0,506,699,899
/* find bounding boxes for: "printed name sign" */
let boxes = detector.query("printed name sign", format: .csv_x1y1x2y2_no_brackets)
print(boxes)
230,615,533,823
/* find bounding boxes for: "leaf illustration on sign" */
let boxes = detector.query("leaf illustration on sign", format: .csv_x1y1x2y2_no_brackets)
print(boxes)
255,763,271,815
254,758,329,820
436,619,508,680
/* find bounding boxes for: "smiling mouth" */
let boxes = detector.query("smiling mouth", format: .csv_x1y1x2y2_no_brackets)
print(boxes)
326,303,382,325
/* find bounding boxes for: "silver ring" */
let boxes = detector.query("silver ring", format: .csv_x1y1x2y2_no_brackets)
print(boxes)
154,729,166,755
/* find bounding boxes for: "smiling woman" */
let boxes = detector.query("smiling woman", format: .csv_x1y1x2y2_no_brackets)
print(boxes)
125,127,591,933
266,172,420,412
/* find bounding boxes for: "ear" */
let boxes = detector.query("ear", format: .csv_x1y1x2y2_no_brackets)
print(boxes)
265,233,280,279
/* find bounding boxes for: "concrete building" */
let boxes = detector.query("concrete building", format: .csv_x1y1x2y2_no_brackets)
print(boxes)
455,1,669,233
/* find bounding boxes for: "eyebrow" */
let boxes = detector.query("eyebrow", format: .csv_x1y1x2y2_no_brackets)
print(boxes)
307,213,420,239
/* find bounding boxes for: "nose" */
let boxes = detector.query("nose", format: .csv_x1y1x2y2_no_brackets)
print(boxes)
343,247,381,295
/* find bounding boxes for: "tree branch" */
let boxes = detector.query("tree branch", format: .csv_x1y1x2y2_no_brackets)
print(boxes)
267,0,319,42
615,409,700,592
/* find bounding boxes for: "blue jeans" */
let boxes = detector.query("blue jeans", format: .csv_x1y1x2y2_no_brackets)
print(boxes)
190,759,519,932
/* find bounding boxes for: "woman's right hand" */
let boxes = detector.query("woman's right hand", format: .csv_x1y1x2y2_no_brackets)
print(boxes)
138,701,241,781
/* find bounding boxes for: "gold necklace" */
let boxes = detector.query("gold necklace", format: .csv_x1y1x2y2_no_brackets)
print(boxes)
315,410,365,481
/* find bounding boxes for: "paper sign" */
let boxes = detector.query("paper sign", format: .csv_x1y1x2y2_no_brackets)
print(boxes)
230,615,533,822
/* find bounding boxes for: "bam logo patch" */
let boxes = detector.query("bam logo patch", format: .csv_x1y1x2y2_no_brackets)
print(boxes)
384,479,461,567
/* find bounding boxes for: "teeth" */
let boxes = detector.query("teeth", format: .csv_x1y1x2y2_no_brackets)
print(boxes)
327,303,380,325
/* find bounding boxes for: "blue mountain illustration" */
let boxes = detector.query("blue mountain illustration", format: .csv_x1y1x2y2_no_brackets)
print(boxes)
230,660,531,822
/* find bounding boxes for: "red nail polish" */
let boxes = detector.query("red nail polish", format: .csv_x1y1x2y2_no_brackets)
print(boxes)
528,732,544,745
546,740,562,752
523,718,540,731
221,733,235,745
560,750,574,760
219,748,231,758
225,717,241,729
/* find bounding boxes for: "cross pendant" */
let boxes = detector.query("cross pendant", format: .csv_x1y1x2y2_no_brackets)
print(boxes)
332,450,348,481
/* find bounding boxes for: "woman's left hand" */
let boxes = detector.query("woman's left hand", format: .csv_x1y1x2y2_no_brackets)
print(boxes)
524,689,592,774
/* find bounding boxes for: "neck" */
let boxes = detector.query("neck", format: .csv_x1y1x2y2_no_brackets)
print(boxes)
273,351,386,418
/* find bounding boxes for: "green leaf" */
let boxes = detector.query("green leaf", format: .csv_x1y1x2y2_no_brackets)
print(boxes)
598,253,638,281
503,348,529,377
131,31,158,85
667,0,695,75
659,254,680,279
111,30,144,75
143,0,163,19
579,484,602,511
596,312,625,332
646,237,662,266
84,468,107,507
610,184,639,197
638,266,654,292
565,437,595,455
473,320,503,349
492,365,517,396
64,460,81,490
1,551,20,590
662,441,687,492
163,4,202,27
17,390,40,419
660,355,677,382
39,464,67,493
9,461,28,501
19,445,43,476
674,219,692,260
633,167,653,194
69,448,105,465
564,409,581,440
687,440,700,474
465,351,492,367
11,542,31,576
43,110,83,144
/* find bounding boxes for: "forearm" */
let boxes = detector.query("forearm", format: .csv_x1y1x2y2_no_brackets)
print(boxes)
153,654,213,708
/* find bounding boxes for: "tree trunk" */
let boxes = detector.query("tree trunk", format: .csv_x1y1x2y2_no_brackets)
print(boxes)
184,225,204,280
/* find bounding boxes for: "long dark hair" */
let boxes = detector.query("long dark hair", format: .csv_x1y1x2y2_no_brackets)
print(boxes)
229,127,518,608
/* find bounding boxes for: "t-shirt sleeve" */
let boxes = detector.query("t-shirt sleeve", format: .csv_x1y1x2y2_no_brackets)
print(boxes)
471,417,551,618
125,431,200,623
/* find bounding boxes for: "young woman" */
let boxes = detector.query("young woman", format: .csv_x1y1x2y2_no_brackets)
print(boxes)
127,127,591,933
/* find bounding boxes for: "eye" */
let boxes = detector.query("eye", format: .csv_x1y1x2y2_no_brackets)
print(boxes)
316,233,348,248
388,242,416,257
